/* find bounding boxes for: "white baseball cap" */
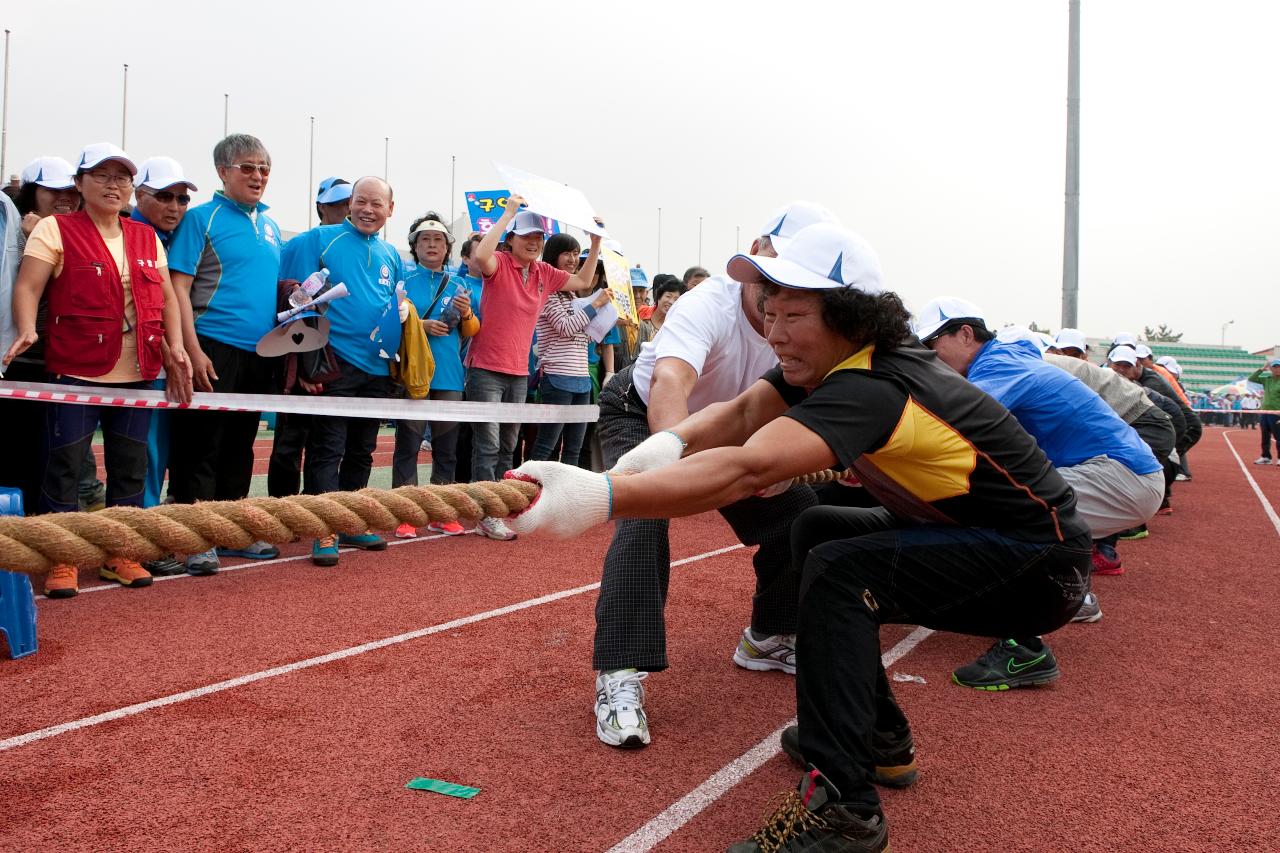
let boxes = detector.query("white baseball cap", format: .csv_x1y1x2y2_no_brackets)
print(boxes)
316,176,352,204
20,156,76,189
757,200,839,253
135,156,198,192
1156,355,1182,375
913,296,988,343
1133,344,1153,359
1112,331,1138,347
1109,345,1138,365
726,222,883,295
506,210,552,237
995,325,1050,353
76,142,137,176
1054,328,1088,352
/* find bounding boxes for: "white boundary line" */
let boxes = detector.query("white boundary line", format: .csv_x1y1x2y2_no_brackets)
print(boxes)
1,543,744,753
606,626,935,853
1221,430,1280,537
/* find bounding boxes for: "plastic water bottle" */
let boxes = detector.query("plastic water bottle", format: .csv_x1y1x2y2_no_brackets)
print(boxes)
290,268,330,308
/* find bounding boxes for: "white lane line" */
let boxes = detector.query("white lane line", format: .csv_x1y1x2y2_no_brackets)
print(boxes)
1222,430,1280,537
606,625,935,853
1,543,744,753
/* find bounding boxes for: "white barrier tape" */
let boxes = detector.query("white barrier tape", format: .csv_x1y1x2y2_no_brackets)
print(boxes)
1191,408,1280,415
0,380,598,424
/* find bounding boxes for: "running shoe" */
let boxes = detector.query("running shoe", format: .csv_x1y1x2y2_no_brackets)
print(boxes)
595,669,649,748
1274,459,1280,467
99,558,153,588
312,535,340,567
426,520,466,536
1118,526,1149,541
1071,592,1103,623
78,479,106,513
142,555,185,577
394,523,418,539
184,548,220,576
1254,456,1271,465
951,639,1061,690
1156,505,1173,516
217,540,280,560
728,769,889,853
44,564,79,598
1175,473,1190,481
476,517,517,541
732,628,797,675
1091,543,1124,576
337,532,387,551
780,725,918,788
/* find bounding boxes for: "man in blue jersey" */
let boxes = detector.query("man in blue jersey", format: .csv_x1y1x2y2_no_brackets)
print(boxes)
918,297,1163,689
280,176,405,567
166,135,283,575
131,155,199,576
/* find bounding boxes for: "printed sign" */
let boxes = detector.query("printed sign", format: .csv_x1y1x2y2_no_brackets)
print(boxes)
493,163,609,238
465,189,562,236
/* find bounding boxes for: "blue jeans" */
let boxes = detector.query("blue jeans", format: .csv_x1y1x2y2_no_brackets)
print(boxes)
41,377,153,514
143,377,170,507
530,377,592,467
465,367,528,482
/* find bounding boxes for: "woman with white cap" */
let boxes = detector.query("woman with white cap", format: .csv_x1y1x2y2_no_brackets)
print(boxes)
2,143,192,599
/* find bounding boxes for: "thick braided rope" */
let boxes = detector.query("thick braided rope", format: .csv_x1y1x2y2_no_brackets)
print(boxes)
0,481,539,576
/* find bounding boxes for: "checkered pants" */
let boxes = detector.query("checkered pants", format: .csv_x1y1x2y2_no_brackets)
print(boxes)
592,365,818,672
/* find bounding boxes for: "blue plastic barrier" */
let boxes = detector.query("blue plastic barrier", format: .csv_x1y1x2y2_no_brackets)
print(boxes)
0,486,38,660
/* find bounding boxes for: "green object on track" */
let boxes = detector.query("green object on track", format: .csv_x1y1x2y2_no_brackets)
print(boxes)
405,777,480,798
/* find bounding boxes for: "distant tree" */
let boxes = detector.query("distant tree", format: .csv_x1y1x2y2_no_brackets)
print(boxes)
1143,324,1183,342
1028,320,1050,334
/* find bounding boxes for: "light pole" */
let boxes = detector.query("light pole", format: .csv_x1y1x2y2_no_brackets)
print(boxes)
1061,0,1081,328
1221,319,1234,346
697,215,703,266
121,64,129,148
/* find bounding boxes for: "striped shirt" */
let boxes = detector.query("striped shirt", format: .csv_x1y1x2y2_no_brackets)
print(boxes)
535,293,596,377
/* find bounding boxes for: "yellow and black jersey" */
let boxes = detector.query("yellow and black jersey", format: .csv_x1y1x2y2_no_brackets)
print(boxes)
765,340,1088,544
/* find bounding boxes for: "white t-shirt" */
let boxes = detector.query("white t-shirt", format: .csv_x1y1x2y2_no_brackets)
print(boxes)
631,275,777,413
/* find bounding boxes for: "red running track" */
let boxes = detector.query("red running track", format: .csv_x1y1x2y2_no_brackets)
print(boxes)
4,426,1278,851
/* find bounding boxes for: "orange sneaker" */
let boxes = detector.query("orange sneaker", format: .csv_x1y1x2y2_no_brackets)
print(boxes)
44,565,80,598
99,558,153,588
394,522,418,539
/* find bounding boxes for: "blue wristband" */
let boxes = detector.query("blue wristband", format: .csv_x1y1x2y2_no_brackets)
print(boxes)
603,473,614,520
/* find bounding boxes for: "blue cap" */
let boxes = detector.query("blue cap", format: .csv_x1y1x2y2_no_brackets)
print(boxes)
1269,358,1280,368
316,176,352,204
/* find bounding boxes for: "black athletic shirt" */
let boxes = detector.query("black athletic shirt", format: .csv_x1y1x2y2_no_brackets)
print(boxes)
765,339,1089,543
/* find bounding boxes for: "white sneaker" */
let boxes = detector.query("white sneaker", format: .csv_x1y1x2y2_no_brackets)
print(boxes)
1071,592,1103,623
1254,457,1271,465
1274,459,1280,467
732,627,797,675
595,669,650,747
476,517,517,540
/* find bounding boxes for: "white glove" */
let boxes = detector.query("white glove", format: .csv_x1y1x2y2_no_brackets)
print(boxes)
398,298,411,323
754,478,794,499
505,461,613,539
610,430,685,475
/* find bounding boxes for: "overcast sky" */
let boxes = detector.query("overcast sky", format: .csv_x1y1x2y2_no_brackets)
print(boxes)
5,1,1277,350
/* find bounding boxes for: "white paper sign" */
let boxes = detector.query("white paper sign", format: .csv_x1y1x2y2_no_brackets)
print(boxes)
572,297,620,343
494,163,609,238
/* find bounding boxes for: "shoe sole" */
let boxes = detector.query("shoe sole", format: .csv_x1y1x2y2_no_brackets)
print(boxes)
312,555,340,567
216,548,281,560
477,531,516,541
950,667,1061,691
394,532,418,539
426,527,466,536
99,571,153,588
338,541,388,551
45,587,79,599
185,565,219,576
1092,566,1125,576
1071,610,1103,624
596,723,650,748
732,649,796,675
781,728,918,788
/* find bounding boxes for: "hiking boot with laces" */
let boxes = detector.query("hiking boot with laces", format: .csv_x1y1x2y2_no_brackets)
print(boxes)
727,768,889,853
595,669,649,747
44,565,80,599
733,628,797,675
780,725,917,789
99,558,153,588
951,638,1060,691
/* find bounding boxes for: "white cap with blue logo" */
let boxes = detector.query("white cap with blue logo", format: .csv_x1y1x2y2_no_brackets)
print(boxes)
913,296,989,343
727,222,884,295
757,201,839,252
20,156,76,189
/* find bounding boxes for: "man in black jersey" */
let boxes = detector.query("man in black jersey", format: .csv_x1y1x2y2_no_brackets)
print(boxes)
505,223,1090,853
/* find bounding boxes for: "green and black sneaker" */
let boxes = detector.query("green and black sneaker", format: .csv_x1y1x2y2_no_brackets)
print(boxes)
951,638,1060,691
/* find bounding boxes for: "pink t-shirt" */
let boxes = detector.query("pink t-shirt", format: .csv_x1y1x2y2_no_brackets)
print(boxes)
466,251,571,375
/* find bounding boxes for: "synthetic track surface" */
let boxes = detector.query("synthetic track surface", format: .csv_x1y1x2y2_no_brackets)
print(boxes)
3,426,1277,851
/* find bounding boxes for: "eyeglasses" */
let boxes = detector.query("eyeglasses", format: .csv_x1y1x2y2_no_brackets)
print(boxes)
86,170,133,187
146,190,192,206
225,162,271,177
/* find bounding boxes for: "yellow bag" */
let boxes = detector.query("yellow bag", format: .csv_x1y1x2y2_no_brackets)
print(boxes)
391,298,435,400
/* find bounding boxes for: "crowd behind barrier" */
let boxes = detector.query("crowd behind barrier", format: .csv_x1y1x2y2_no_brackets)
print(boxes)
3,133,1280,853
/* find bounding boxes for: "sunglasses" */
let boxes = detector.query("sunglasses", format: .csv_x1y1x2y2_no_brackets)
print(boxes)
147,190,191,205
226,162,271,177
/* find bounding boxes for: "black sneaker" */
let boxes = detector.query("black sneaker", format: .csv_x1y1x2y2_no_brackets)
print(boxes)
142,555,185,577
951,639,1060,691
727,768,888,853
780,726,917,788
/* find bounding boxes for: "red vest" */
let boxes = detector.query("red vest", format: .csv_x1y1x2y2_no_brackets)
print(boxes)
45,211,166,380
